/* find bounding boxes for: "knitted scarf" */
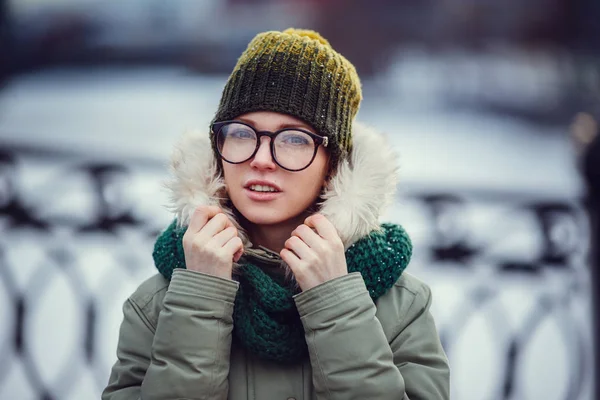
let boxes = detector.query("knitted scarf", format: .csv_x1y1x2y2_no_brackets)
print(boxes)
152,220,412,364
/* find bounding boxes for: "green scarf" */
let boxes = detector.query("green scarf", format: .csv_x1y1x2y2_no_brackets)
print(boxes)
152,220,412,363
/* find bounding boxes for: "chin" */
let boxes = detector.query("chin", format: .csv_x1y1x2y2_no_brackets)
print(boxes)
235,199,306,227
239,207,291,226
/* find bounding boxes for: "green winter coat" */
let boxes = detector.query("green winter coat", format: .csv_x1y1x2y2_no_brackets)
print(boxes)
102,122,450,399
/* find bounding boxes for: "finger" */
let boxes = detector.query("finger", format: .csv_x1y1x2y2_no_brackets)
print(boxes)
201,213,234,237
284,236,313,260
305,214,339,241
233,247,244,263
223,236,243,259
280,248,301,270
210,226,237,247
187,205,222,234
292,224,323,249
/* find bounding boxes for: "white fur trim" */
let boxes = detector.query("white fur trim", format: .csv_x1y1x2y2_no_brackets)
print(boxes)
164,129,223,225
320,122,399,248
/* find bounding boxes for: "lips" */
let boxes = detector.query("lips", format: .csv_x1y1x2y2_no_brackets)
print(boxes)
243,179,282,192
242,179,282,202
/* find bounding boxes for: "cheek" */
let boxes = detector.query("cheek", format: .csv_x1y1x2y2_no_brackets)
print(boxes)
222,165,240,196
293,176,323,199
292,164,328,203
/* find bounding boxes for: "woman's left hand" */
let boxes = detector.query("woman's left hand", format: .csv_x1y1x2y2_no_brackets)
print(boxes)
280,214,348,291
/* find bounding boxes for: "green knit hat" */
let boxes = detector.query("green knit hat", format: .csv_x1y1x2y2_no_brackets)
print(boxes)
211,28,362,167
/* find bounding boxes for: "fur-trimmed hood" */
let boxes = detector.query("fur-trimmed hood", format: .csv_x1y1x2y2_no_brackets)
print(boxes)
164,121,399,250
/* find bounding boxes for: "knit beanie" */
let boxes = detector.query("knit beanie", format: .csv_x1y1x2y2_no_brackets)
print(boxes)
211,28,362,168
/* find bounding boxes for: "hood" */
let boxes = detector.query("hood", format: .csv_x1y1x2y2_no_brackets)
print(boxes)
163,121,399,249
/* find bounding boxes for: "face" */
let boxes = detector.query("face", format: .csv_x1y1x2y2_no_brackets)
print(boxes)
221,111,329,227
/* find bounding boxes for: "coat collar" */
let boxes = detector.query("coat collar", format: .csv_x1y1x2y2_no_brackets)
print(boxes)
164,121,399,249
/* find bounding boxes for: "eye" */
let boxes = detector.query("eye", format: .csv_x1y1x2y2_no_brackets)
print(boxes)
225,125,256,140
278,131,312,146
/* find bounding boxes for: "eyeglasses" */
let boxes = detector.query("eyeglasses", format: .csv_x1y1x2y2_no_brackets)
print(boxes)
212,120,329,172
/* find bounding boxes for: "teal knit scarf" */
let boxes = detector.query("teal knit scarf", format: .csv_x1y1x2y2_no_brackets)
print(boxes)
152,220,412,364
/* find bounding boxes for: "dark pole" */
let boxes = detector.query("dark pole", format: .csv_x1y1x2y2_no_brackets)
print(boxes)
0,0,12,83
581,125,600,400
570,0,600,392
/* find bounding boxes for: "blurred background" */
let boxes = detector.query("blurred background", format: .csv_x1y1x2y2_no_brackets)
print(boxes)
0,0,599,399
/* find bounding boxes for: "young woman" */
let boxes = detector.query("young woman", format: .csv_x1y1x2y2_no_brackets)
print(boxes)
103,28,450,399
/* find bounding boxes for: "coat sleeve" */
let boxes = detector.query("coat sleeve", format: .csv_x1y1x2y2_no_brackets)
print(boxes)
294,272,450,400
102,269,239,400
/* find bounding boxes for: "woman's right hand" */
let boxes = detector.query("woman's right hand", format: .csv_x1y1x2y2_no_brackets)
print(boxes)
182,205,244,280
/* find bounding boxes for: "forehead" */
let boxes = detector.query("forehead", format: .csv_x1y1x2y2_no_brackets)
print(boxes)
235,111,316,133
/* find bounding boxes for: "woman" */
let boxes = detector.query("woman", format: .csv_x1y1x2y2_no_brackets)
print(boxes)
103,28,450,399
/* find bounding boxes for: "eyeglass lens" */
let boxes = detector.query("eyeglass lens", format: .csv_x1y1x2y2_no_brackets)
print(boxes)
216,122,316,170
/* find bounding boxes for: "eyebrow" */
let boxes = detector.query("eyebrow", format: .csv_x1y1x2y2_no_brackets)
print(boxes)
236,117,315,134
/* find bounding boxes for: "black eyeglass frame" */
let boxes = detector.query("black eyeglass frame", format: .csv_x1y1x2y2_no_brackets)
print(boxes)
211,120,329,172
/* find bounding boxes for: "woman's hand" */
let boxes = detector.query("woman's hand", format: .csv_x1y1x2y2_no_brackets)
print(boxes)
280,214,348,291
182,205,244,280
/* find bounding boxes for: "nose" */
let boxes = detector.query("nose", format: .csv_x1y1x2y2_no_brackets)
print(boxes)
249,136,277,170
